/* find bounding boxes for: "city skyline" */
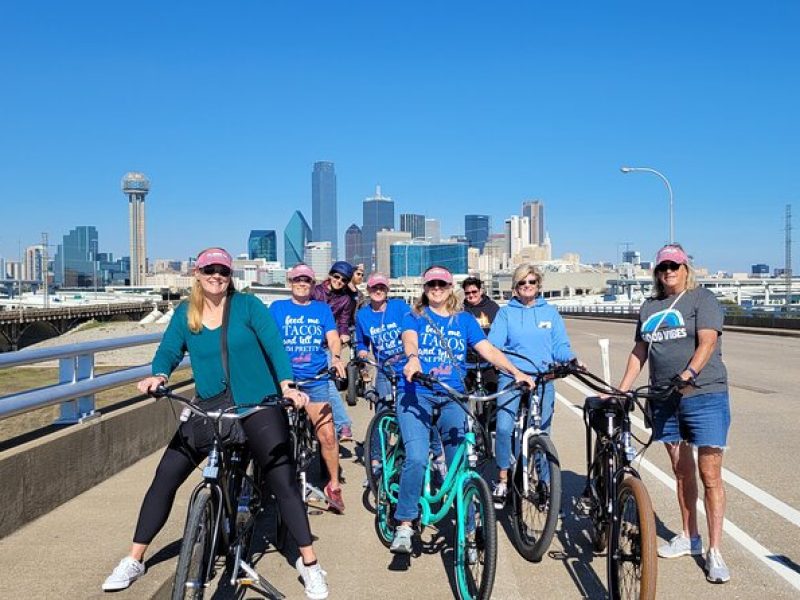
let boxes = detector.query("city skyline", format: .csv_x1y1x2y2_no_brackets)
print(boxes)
1,2,798,272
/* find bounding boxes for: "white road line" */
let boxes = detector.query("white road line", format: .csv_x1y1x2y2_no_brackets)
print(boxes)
555,390,800,592
561,377,800,529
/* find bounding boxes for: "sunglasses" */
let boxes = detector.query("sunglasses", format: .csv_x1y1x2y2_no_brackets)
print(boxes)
425,280,450,289
464,289,480,296
369,286,388,293
292,276,313,284
655,261,682,273
200,264,232,277
354,271,364,276
516,278,540,287
330,273,349,283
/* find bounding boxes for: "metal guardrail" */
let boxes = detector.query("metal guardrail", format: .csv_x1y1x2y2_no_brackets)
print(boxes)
0,333,190,423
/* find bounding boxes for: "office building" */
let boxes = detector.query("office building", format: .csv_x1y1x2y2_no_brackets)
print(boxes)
505,215,531,258
53,226,99,287
752,264,770,277
400,213,426,240
425,218,440,243
248,230,277,261
23,244,46,282
390,240,468,277
121,172,150,286
376,230,411,275
464,215,490,252
522,200,545,245
311,161,338,259
304,241,332,277
622,250,641,266
345,224,364,266
362,185,395,271
284,210,312,268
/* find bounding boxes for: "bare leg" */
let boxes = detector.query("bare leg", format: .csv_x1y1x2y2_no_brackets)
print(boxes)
305,402,340,489
665,442,700,537
698,447,726,549
130,542,148,562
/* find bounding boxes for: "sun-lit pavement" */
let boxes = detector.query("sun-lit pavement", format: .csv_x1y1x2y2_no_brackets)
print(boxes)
1,319,798,599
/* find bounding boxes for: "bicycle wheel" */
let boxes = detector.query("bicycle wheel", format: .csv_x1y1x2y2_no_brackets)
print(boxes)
173,488,216,600
364,409,398,498
509,434,561,562
455,477,497,600
346,361,359,406
590,438,612,553
609,476,657,600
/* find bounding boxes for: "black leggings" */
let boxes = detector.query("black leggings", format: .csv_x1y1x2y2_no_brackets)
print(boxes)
133,405,312,548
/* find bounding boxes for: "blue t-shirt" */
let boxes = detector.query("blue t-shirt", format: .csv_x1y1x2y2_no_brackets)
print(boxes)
268,299,336,386
355,298,409,375
401,307,486,393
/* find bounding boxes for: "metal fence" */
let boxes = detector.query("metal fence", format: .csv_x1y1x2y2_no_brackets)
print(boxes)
0,333,190,424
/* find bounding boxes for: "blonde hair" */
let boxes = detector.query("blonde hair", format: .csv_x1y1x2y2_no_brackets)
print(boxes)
412,267,462,315
188,247,235,333
652,244,697,299
511,263,544,297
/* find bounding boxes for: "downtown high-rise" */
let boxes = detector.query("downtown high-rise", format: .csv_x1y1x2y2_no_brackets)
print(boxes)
464,215,490,252
522,200,545,245
53,226,99,287
362,185,394,272
248,230,277,261
311,161,339,260
284,210,312,268
400,213,425,240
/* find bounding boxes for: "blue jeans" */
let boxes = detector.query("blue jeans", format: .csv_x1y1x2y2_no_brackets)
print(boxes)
326,352,352,433
495,374,555,476
395,387,466,522
651,390,731,448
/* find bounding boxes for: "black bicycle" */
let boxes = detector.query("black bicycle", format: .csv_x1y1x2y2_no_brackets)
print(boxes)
572,371,676,600
153,386,287,600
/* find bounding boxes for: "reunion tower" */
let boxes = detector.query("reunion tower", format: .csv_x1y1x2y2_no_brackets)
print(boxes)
121,172,150,286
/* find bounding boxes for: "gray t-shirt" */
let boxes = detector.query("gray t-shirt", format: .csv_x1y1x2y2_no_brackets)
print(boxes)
635,287,728,397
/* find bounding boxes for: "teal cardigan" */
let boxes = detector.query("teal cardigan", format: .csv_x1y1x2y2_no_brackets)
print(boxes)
151,292,294,405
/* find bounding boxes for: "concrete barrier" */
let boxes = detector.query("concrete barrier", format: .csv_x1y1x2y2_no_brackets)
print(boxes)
0,395,182,539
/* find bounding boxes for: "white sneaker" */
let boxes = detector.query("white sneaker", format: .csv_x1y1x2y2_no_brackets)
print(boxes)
102,556,145,591
295,557,329,600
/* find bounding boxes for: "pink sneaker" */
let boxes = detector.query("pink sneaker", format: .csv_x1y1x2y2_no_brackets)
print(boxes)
324,482,345,513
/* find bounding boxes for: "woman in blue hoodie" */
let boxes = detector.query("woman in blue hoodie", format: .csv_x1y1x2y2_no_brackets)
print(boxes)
487,263,576,508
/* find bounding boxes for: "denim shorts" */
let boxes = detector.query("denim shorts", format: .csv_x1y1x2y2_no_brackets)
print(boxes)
301,382,331,404
650,390,731,449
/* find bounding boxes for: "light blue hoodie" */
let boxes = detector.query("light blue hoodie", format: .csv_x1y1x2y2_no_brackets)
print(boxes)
488,296,575,372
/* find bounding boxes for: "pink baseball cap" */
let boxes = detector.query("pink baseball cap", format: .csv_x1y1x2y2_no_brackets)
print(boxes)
655,245,689,266
367,273,390,288
423,266,454,285
196,248,233,269
288,264,316,281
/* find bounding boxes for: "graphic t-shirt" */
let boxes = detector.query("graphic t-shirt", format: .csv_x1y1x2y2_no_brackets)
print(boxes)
402,308,486,393
269,299,336,386
635,287,727,396
355,298,409,375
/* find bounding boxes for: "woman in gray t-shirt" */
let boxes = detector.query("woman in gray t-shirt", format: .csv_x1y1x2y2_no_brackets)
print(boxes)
617,244,731,584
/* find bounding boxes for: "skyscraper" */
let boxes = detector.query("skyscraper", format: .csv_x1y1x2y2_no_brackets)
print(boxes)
362,185,395,272
23,244,45,281
121,172,150,286
522,200,545,245
390,241,468,277
376,230,412,275
284,210,312,268
248,230,277,261
304,241,332,277
345,224,363,266
311,161,338,259
425,218,440,243
53,226,99,287
505,215,530,258
400,213,426,240
464,215,490,252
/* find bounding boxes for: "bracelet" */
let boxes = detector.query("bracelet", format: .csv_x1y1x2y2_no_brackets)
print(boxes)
687,366,699,378
333,354,341,359
153,373,169,383
406,353,418,359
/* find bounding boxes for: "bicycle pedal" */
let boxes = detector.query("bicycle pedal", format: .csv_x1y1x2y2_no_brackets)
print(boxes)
237,578,256,586
574,496,594,517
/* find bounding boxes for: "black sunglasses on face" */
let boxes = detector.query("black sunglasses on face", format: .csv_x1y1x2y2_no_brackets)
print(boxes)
656,261,682,273
330,273,349,283
292,276,313,284
464,289,480,296
425,280,450,289
200,264,232,277
516,278,539,287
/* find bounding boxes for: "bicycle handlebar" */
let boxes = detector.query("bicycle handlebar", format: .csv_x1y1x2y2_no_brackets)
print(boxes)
410,372,528,403
151,385,292,419
292,366,341,388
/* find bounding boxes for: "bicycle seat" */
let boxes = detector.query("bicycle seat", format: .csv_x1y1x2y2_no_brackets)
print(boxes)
584,396,625,434
584,396,626,413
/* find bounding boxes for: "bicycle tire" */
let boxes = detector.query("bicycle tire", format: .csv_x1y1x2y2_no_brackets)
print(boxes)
609,476,657,600
374,430,403,548
590,438,612,553
172,488,216,600
455,477,497,600
363,409,398,499
346,361,359,406
509,434,561,562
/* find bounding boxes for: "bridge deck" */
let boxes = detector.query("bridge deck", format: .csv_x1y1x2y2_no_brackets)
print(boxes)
1,321,798,599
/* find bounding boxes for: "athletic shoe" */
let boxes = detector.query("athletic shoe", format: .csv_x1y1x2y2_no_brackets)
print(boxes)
390,524,414,554
431,459,448,488
102,556,145,591
658,533,703,558
705,548,731,583
466,540,479,565
338,425,354,443
492,481,508,510
295,557,329,600
324,482,345,513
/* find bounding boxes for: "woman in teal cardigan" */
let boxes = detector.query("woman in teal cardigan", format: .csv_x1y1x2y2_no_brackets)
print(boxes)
103,248,329,600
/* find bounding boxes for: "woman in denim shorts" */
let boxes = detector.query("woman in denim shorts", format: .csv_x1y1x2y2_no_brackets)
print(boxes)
617,244,732,584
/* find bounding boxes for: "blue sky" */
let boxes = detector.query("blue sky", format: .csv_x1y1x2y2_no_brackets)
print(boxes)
1,1,797,272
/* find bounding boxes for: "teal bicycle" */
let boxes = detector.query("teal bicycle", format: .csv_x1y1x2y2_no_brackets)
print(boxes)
372,372,526,600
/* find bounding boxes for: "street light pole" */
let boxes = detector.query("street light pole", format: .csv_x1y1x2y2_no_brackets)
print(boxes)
620,166,675,243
